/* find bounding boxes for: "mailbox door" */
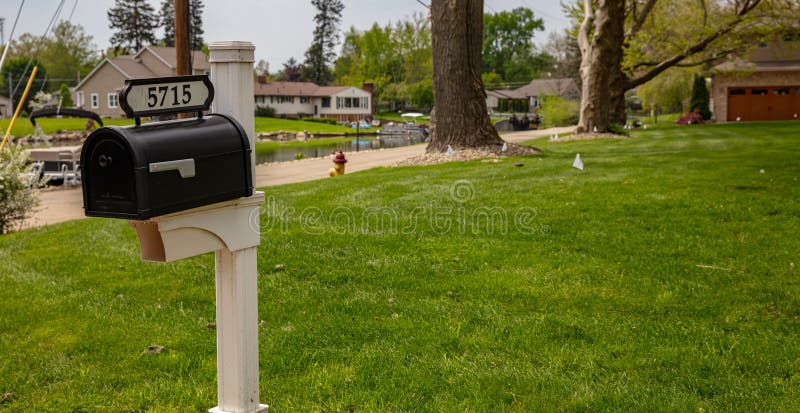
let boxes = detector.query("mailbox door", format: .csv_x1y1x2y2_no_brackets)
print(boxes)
84,136,138,216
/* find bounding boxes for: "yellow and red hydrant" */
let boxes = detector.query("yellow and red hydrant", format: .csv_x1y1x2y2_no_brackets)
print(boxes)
329,150,347,177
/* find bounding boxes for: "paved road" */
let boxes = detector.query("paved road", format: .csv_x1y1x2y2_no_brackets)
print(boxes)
20,126,575,230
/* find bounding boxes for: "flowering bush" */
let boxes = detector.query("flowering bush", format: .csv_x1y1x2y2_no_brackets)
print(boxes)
676,111,705,125
0,147,40,234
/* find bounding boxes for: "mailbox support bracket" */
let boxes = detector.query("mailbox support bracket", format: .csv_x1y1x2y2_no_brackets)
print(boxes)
129,191,267,413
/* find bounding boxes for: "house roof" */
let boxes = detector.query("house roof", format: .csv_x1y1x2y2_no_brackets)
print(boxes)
713,41,800,73
513,78,579,98
76,46,209,91
487,89,523,99
109,56,157,78
254,81,354,97
135,46,210,70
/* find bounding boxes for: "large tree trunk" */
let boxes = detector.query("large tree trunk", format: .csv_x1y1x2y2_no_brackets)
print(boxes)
577,0,625,133
427,0,502,152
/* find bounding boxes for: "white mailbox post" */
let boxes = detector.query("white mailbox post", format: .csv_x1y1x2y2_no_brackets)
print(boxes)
125,41,267,413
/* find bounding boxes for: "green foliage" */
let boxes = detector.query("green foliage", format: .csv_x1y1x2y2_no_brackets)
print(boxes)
304,0,345,85
0,147,39,234
409,79,433,110
482,72,504,89
0,58,48,111
107,0,159,53
255,106,276,118
637,67,694,114
690,75,712,120
59,84,73,108
606,123,630,136
498,99,529,113
538,94,579,127
5,22,98,86
334,14,431,110
302,117,338,125
482,7,546,83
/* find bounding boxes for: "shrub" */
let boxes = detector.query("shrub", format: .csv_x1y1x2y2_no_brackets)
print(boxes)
538,95,579,127
689,75,711,120
303,117,337,125
0,147,40,234
676,111,705,125
255,106,276,117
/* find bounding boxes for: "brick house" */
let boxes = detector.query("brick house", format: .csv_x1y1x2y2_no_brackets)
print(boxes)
710,41,800,122
73,46,210,117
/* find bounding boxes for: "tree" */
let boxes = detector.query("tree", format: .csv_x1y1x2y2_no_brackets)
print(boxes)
304,0,344,85
690,75,711,120
160,0,175,46
255,59,270,77
574,0,797,133
59,83,74,107
5,22,98,85
427,0,502,152
108,0,159,53
161,0,205,48
542,30,581,81
276,58,304,82
334,15,433,111
482,7,545,83
1,58,48,111
409,79,434,110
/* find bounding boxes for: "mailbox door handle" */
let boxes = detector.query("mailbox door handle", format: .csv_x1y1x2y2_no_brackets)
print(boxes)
149,158,196,178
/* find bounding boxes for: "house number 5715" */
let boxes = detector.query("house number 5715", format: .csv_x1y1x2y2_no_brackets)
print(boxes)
147,84,192,108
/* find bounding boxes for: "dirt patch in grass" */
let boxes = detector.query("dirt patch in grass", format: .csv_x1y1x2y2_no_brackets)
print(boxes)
393,143,540,167
553,132,630,142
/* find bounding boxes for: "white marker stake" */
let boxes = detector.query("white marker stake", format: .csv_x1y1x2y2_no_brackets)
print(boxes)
573,153,584,171
209,41,267,413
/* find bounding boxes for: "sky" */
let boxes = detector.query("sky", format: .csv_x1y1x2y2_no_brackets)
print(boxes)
0,0,571,71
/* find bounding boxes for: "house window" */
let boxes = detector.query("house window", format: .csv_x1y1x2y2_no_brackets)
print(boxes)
773,88,790,95
751,89,768,96
108,93,118,108
76,91,84,107
276,96,294,104
322,97,331,108
300,96,309,104
729,89,746,96
91,93,99,109
270,96,274,104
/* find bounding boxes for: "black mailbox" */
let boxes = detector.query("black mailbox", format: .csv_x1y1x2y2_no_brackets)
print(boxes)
81,114,253,220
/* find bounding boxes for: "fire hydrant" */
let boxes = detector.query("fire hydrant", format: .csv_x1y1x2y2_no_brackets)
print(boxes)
329,150,347,177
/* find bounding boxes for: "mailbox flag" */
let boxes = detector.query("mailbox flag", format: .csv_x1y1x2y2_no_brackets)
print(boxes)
573,153,584,171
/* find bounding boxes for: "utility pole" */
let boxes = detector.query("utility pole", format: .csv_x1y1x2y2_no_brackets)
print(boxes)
174,0,192,119
8,74,13,115
174,0,191,76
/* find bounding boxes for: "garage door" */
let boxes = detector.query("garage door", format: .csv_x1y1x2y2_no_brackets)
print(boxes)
727,86,800,121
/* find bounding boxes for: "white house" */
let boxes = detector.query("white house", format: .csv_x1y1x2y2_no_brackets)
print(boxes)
254,79,373,122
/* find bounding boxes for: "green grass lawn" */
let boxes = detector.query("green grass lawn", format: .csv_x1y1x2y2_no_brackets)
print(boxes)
0,117,135,137
2,121,800,411
1,116,355,137
255,136,373,154
255,117,354,134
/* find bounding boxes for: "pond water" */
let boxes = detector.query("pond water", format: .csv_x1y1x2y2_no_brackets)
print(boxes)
255,134,426,164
